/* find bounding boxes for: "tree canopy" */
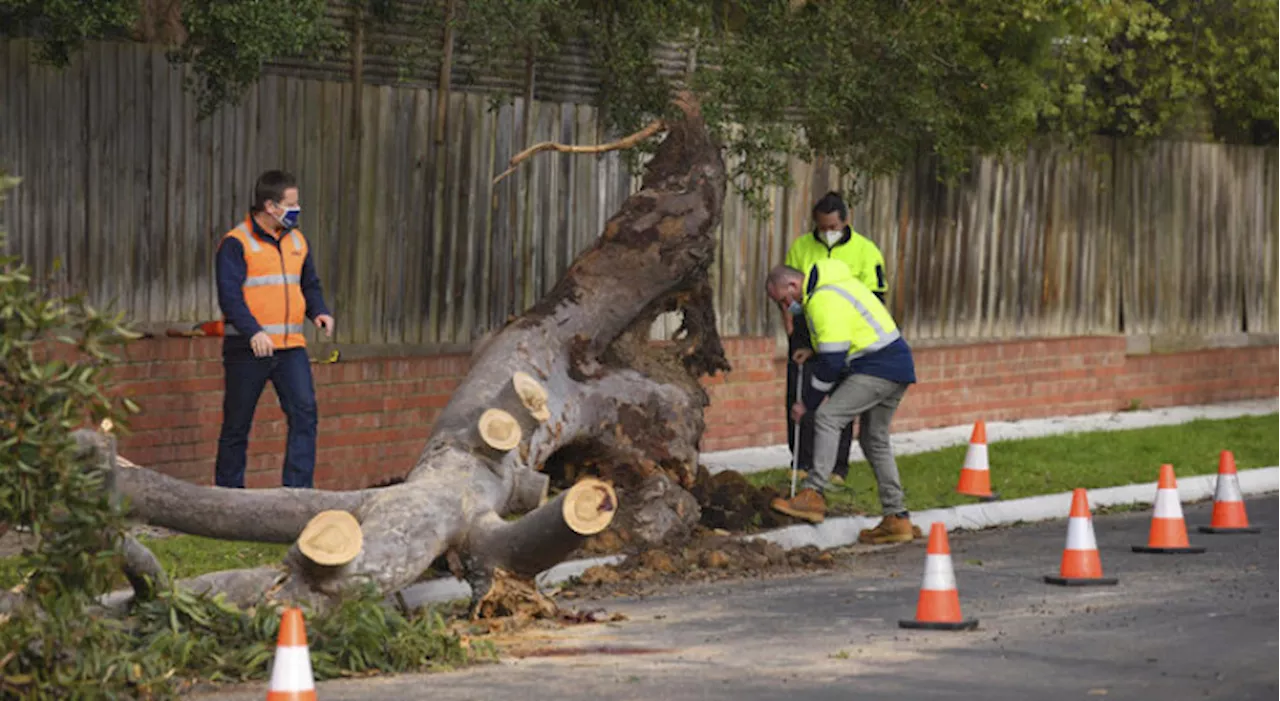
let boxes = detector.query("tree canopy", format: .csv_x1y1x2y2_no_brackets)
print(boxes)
2,0,1276,195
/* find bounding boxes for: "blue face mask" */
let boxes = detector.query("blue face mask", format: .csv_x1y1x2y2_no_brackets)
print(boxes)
276,205,301,231
788,300,803,315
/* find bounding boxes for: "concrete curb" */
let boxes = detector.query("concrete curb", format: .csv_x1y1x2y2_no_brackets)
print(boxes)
748,466,1278,551
393,466,1277,608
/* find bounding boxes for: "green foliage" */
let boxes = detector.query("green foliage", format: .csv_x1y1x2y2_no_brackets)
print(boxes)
0,0,138,65
696,0,1070,200
2,581,480,698
0,169,146,696
170,0,337,118
4,0,1276,199
0,166,138,608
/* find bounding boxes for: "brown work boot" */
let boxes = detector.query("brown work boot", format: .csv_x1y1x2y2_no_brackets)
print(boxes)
771,488,827,524
858,514,916,544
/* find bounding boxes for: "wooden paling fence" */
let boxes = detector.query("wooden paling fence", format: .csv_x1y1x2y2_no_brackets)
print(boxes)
1,40,1275,347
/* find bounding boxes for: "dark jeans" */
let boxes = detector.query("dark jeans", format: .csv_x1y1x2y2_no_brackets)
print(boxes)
786,359,854,479
214,347,318,489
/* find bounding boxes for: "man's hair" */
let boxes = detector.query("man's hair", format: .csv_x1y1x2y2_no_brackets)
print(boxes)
251,170,298,213
766,265,804,291
812,191,848,221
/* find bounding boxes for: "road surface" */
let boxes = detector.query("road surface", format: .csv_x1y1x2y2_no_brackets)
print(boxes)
196,496,1278,701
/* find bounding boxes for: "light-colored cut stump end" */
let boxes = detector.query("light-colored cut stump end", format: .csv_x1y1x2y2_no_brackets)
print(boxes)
562,478,618,536
512,372,551,422
297,510,363,567
479,408,523,451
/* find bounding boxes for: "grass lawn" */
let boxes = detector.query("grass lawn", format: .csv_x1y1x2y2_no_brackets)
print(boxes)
745,414,1279,516
0,535,288,590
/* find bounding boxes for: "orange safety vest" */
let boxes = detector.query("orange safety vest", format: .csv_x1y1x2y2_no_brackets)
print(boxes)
221,217,309,350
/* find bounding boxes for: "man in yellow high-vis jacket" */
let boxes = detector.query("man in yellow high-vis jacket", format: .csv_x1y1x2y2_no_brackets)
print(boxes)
778,192,887,484
765,259,920,544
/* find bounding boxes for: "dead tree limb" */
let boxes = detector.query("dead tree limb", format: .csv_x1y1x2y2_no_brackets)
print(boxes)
492,118,666,185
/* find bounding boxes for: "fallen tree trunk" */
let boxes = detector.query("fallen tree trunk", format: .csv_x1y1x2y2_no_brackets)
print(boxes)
83,93,728,615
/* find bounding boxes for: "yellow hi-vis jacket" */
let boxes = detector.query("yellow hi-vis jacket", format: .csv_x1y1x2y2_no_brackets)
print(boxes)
799,258,915,410
785,226,887,299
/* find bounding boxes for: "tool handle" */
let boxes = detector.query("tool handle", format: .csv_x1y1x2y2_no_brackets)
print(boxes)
790,363,802,498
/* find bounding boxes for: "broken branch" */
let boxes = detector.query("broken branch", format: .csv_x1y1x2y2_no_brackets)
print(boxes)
492,119,666,185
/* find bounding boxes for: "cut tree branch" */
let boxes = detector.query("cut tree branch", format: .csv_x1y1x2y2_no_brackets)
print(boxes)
120,534,169,601
74,430,371,544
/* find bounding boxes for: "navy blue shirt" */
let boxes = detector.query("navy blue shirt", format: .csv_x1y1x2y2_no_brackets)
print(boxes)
215,215,330,358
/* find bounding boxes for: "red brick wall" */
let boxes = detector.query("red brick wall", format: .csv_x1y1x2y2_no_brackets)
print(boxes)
703,336,1278,448
109,336,1277,488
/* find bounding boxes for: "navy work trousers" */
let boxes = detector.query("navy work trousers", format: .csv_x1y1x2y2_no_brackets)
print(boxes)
214,347,318,488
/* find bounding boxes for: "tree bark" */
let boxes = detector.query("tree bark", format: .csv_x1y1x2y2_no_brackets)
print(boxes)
84,94,728,614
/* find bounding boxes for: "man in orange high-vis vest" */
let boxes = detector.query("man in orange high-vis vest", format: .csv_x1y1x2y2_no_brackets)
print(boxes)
214,170,334,489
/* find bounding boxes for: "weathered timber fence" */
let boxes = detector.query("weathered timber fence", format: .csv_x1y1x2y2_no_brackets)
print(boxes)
2,41,1276,347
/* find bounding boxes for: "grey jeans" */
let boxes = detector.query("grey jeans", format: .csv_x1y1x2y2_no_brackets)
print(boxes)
803,374,909,515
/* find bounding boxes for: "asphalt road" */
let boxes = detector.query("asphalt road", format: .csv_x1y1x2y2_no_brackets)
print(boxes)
196,496,1278,701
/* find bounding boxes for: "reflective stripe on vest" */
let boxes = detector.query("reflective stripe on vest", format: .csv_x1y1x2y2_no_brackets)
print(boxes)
811,285,902,359
244,274,302,288
225,323,307,336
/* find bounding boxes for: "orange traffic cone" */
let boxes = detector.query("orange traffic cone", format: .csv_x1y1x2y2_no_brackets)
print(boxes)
899,523,978,631
1199,450,1261,534
1132,464,1205,554
956,420,997,500
266,607,317,701
1045,489,1118,586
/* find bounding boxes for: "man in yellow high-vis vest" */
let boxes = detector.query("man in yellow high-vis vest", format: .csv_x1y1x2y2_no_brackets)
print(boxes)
765,259,920,544
214,170,335,489
778,192,887,485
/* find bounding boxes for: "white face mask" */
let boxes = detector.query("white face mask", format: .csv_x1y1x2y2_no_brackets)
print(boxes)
821,228,843,246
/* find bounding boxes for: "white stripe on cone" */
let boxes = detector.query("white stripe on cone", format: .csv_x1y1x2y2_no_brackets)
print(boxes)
1152,488,1184,519
921,554,958,591
963,443,989,471
268,646,315,692
1214,473,1244,503
1065,517,1098,551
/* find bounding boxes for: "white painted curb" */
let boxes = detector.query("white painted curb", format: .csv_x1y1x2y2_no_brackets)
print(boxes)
747,466,1279,550
391,466,1277,608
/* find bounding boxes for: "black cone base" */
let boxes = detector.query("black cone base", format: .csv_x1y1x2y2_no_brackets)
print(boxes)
1044,575,1119,586
1132,545,1206,554
899,619,979,631
1198,525,1261,534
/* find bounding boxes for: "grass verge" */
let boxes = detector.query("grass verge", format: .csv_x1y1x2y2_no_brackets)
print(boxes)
745,414,1279,516
1,535,289,590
